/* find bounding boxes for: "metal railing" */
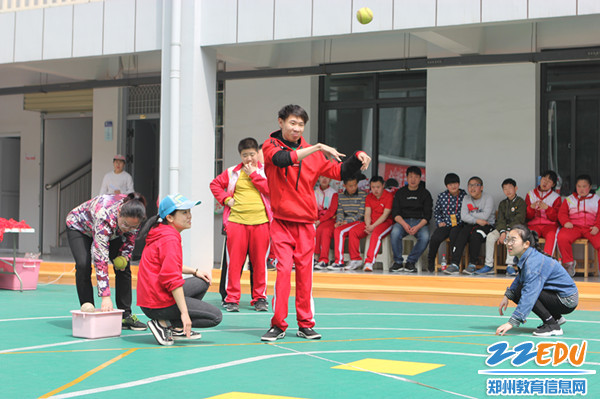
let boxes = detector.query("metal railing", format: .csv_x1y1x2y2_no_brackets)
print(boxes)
0,0,102,13
45,160,92,247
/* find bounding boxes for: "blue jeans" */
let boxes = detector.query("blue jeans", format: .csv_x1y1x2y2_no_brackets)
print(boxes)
390,218,430,264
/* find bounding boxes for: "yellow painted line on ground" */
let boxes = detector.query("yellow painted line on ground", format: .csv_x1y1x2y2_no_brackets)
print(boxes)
38,348,138,399
9,334,499,356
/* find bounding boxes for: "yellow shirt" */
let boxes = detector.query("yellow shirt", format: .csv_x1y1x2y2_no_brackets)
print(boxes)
228,170,269,225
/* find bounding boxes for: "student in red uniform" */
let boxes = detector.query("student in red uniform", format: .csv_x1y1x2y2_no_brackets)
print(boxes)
210,138,272,312
314,176,338,270
260,104,371,342
137,194,222,346
346,176,393,272
526,170,562,256
556,174,600,276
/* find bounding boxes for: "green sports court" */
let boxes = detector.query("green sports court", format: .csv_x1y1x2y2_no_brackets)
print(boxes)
1,281,598,399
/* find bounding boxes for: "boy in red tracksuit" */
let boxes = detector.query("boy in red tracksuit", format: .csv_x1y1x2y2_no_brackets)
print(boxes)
556,174,600,277
526,170,562,256
348,176,394,272
260,104,371,342
210,138,272,313
314,176,338,270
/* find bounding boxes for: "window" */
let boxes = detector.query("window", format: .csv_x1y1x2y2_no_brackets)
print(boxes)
320,71,426,185
541,63,600,194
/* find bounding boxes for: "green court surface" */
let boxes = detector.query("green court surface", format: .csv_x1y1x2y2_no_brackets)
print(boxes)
1,284,598,399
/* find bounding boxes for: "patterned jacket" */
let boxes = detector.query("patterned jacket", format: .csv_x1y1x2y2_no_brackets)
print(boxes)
66,195,138,297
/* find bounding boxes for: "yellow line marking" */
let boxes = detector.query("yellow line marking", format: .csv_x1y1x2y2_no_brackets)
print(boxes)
38,348,137,398
9,334,500,355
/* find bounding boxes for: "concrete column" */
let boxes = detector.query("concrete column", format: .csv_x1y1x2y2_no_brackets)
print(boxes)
161,0,216,269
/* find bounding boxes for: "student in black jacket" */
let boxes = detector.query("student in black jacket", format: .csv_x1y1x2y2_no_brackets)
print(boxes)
389,166,433,273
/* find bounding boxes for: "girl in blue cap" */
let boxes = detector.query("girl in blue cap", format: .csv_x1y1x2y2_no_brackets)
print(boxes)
137,194,222,346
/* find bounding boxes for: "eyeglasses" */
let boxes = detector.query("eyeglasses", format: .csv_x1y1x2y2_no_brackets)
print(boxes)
468,183,482,188
504,237,518,245
120,219,140,230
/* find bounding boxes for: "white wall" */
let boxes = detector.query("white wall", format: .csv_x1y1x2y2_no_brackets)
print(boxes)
214,75,315,262
92,88,123,195
426,63,538,206
0,95,41,253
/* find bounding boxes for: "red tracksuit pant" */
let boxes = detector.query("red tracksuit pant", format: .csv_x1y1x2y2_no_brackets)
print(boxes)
270,219,316,331
528,223,559,256
315,219,335,263
333,221,363,264
225,221,269,305
349,219,394,263
557,225,600,263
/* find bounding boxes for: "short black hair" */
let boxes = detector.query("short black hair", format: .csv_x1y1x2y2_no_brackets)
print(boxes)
444,173,460,185
502,178,517,188
575,174,592,186
238,137,258,153
370,176,385,185
343,175,359,184
406,166,421,177
540,170,557,187
468,176,483,186
384,178,399,189
278,104,309,123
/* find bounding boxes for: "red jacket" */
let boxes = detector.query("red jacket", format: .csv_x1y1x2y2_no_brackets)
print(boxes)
136,223,185,309
263,130,363,224
558,192,600,228
209,162,272,232
525,187,561,226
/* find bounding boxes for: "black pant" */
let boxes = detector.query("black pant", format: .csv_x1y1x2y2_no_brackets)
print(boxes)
451,223,494,265
141,277,222,328
219,235,254,301
67,228,132,317
510,286,576,323
427,225,462,269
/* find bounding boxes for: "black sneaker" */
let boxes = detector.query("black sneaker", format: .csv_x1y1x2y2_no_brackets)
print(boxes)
261,326,285,341
224,302,239,312
254,298,268,312
404,262,417,273
297,327,322,340
533,322,563,337
122,314,148,331
147,320,174,346
171,329,202,340
390,262,404,272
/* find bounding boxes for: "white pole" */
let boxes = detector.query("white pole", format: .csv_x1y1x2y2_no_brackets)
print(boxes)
169,0,182,194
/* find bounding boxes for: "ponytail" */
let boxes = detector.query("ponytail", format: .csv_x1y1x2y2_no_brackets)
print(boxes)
120,192,147,221
137,214,161,243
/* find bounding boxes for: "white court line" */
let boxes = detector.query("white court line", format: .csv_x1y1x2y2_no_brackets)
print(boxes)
4,326,600,359
47,349,489,399
2,312,599,324
274,344,478,399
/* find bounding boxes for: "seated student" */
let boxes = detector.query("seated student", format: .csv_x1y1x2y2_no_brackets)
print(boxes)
209,137,271,312
346,176,394,272
556,174,600,277
328,175,367,270
389,166,433,273
496,225,578,337
314,176,338,270
137,194,223,346
445,176,495,275
526,170,562,257
478,178,526,275
427,173,467,273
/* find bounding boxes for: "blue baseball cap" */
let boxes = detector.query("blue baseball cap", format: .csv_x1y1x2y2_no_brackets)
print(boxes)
159,194,201,219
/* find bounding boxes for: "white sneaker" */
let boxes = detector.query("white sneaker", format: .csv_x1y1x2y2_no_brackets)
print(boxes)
363,263,373,272
346,260,363,270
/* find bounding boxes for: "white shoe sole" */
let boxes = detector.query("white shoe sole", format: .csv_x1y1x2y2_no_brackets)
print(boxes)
261,331,285,341
172,332,202,340
533,328,563,337
297,330,322,340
